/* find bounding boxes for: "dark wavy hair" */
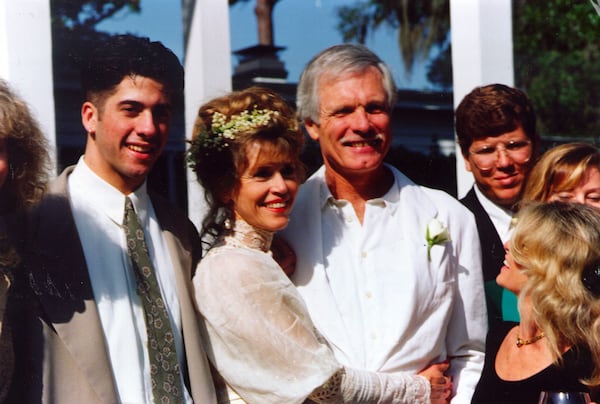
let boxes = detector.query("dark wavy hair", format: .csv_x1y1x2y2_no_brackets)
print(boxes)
188,87,305,249
80,34,184,108
0,79,50,213
455,83,539,157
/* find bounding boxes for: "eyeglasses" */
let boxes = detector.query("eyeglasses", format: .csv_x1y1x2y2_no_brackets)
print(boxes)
469,140,532,170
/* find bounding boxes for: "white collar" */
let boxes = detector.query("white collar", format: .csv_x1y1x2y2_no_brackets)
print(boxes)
69,156,149,225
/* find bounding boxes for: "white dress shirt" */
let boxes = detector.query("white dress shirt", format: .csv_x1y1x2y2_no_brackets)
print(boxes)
473,185,515,244
68,157,191,404
281,165,487,403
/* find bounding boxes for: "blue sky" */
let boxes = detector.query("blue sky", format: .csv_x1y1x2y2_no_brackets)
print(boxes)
97,1,434,90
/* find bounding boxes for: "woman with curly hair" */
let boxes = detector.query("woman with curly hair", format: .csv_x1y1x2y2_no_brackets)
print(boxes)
0,79,50,400
188,86,451,404
472,202,600,402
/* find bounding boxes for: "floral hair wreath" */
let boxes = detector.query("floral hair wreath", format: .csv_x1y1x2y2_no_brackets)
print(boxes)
187,107,280,167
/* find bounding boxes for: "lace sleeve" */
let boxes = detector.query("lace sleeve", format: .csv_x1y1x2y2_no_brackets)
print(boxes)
194,247,341,404
309,367,430,404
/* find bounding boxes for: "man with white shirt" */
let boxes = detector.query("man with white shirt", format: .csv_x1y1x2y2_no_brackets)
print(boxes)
280,44,487,402
9,35,216,403
455,84,539,329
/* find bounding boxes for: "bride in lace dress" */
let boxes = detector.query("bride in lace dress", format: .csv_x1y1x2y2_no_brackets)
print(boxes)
187,86,451,404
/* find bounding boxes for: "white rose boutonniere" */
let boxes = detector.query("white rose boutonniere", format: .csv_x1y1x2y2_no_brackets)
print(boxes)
426,218,451,261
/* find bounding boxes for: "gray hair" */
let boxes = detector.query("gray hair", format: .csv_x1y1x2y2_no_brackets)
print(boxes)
296,44,397,123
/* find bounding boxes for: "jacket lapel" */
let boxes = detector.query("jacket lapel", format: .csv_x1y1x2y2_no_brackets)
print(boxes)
285,167,355,362
28,168,117,402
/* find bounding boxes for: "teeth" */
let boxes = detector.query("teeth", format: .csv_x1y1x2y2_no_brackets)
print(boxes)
267,202,286,208
345,139,381,147
128,145,152,153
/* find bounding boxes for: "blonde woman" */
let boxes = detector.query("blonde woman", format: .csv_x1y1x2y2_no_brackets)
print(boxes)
521,142,600,209
472,202,600,402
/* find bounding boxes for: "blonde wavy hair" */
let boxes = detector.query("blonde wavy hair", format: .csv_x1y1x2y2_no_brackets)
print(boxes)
511,202,600,385
0,79,50,213
521,142,600,206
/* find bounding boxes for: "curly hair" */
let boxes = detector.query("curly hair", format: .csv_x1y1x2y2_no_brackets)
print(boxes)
188,86,305,249
511,202,600,385
521,142,600,207
0,79,50,213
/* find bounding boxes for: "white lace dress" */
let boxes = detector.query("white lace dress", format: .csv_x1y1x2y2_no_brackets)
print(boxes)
193,219,430,404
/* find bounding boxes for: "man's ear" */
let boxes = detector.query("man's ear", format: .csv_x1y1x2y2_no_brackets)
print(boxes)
463,155,473,173
81,101,98,135
304,119,321,141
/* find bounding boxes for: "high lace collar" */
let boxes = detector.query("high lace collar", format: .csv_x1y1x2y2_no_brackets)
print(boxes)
222,218,273,253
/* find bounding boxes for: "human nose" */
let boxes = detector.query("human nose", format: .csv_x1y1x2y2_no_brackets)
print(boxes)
573,193,586,204
495,145,512,167
350,108,371,134
503,240,510,252
270,172,289,194
136,110,158,136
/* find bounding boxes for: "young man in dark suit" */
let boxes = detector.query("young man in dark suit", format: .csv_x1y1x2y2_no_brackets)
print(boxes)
455,84,539,328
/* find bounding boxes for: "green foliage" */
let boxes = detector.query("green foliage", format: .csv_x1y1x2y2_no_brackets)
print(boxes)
51,0,140,31
513,0,600,139
426,42,452,90
335,0,449,75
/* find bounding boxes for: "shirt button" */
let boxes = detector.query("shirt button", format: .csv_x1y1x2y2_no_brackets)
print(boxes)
346,217,353,223
365,291,372,299
361,251,367,258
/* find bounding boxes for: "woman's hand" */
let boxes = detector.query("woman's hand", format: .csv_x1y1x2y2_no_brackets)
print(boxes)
418,361,452,404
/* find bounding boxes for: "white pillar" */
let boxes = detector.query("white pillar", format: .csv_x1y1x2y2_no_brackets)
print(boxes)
450,0,513,197
184,0,232,228
0,0,56,173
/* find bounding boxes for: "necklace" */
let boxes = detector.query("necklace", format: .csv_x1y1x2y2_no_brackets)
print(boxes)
516,332,545,347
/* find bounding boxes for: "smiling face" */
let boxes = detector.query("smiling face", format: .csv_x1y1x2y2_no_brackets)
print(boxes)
548,166,600,210
496,240,528,295
304,66,392,180
229,142,299,232
81,75,171,194
465,127,534,208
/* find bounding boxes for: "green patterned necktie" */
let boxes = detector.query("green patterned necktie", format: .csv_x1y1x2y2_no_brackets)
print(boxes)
123,196,183,403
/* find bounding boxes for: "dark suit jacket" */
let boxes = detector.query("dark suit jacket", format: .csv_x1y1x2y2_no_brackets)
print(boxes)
8,167,216,403
460,187,518,328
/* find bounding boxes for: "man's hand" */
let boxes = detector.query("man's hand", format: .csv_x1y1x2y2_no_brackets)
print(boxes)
271,236,296,277
418,361,452,404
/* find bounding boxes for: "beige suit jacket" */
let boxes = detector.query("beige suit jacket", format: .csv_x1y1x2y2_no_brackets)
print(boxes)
9,167,216,404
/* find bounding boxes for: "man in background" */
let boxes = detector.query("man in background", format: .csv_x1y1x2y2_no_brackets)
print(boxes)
455,83,539,327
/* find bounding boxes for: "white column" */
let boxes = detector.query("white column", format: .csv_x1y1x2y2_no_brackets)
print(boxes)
450,0,513,197
0,0,56,173
184,0,232,228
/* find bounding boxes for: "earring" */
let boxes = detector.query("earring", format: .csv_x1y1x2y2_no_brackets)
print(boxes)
8,163,14,181
223,205,234,230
